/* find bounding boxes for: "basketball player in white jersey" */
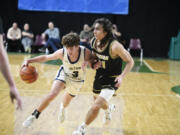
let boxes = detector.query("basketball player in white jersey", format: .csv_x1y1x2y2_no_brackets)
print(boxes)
22,32,100,127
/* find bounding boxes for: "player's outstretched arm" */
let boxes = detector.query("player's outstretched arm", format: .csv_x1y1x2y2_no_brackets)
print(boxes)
23,49,64,66
0,34,22,110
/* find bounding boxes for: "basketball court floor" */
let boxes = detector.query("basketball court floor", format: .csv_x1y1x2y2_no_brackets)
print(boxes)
0,53,180,135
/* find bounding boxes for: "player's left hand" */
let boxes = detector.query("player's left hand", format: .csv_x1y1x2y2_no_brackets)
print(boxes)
82,61,88,71
114,75,123,88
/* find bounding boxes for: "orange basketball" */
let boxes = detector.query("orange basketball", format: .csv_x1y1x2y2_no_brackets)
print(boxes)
20,65,38,83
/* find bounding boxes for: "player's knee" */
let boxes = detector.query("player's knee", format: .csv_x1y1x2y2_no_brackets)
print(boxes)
47,95,55,101
102,103,108,110
48,92,58,100
91,104,101,113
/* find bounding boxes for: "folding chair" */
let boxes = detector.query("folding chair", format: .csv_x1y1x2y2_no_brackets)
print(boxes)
127,38,143,64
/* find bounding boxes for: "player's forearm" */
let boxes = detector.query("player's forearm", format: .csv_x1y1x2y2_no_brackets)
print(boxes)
0,46,15,87
120,58,134,78
87,53,98,68
27,55,48,64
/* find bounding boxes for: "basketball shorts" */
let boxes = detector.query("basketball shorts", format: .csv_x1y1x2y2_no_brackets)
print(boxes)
55,66,84,96
93,75,118,94
94,88,115,102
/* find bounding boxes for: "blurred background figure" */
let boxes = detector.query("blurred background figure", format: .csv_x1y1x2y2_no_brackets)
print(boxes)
39,21,61,53
79,24,93,50
112,24,127,47
21,23,34,53
7,22,22,52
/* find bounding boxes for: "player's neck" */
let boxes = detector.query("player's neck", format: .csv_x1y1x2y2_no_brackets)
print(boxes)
96,40,107,51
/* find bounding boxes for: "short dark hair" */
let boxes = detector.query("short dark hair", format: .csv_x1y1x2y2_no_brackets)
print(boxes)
93,18,113,47
61,32,80,47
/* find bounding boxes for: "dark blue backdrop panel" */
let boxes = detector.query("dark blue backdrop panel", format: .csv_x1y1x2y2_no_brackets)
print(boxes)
18,0,129,14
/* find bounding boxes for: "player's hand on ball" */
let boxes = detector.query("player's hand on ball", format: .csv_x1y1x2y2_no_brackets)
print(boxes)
93,60,102,69
22,60,29,68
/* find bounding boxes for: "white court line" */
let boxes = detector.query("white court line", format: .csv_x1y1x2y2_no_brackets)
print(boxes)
143,60,157,72
176,94,180,98
117,93,176,97
78,91,178,98
2,88,179,99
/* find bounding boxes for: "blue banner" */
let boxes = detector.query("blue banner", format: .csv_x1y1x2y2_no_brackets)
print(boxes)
18,0,129,14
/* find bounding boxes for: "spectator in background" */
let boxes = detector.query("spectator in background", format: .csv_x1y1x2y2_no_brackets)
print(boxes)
21,23,34,53
7,22,22,52
112,24,127,46
0,17,22,110
79,24,93,50
39,22,61,53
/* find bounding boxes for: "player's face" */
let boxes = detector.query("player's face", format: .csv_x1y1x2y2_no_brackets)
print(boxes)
93,23,107,40
66,46,79,57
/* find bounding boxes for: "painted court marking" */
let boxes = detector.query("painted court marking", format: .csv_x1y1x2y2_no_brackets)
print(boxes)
143,60,157,72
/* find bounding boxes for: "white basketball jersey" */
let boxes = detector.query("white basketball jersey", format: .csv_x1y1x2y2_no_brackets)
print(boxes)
62,46,86,82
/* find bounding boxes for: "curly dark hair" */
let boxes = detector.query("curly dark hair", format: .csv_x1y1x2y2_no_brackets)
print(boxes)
93,18,114,48
61,32,80,47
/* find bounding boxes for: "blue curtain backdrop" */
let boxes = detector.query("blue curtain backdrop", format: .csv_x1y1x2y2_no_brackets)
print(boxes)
18,0,129,14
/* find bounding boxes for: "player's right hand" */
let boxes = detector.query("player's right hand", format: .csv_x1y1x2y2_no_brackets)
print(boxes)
22,60,29,67
10,86,22,110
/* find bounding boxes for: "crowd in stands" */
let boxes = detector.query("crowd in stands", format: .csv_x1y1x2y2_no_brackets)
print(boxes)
3,21,126,54
5,21,61,54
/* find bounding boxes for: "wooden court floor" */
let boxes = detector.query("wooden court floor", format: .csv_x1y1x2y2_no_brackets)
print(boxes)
0,53,180,135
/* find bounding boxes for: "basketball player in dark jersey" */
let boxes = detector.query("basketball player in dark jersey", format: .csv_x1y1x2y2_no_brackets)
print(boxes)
73,18,134,135
0,17,22,110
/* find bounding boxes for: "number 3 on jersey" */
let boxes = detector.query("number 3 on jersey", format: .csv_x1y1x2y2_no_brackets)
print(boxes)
72,71,79,78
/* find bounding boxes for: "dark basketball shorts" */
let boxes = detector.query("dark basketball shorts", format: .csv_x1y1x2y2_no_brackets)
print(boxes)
93,75,118,94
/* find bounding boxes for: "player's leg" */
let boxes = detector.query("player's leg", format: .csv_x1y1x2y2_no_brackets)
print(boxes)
94,89,115,125
72,96,107,135
93,94,108,110
86,88,115,125
37,80,65,112
62,91,75,108
59,91,75,123
100,89,116,125
86,96,108,125
59,79,84,123
73,89,115,135
22,80,65,127
93,77,117,125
